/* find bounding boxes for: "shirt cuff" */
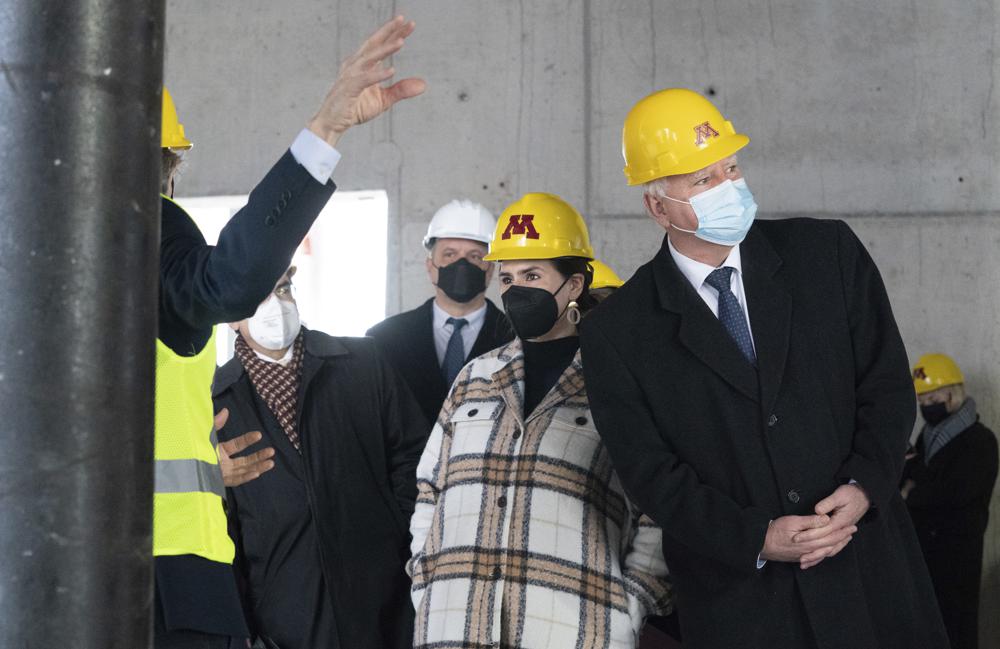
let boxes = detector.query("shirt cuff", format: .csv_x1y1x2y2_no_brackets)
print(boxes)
756,554,767,569
289,128,341,185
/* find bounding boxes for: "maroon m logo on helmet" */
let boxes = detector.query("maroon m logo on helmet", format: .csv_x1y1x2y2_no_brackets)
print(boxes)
913,367,927,380
501,214,540,240
693,121,720,146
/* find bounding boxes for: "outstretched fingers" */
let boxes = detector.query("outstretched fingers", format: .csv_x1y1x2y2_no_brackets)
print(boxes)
382,77,427,105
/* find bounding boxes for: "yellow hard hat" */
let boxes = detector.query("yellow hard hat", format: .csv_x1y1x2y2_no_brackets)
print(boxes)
912,353,965,395
485,192,594,262
622,88,749,185
590,259,624,289
162,87,193,150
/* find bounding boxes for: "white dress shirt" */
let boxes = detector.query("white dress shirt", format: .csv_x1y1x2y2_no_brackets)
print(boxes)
253,344,294,367
432,300,487,366
289,128,342,185
667,236,756,356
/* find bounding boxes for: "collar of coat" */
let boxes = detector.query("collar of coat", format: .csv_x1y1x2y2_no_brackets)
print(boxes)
487,337,588,426
650,225,790,414
213,327,350,396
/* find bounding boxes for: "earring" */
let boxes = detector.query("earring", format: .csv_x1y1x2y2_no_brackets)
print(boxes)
566,301,581,325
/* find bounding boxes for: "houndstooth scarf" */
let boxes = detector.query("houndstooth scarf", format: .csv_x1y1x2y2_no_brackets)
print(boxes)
922,397,978,463
235,331,305,453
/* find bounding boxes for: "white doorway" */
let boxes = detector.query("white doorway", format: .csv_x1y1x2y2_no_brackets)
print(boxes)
175,190,389,365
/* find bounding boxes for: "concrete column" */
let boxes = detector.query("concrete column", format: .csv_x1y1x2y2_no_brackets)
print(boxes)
0,1,164,646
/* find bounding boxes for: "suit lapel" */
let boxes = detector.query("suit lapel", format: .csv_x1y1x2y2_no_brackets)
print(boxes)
741,228,792,417
652,239,759,402
415,299,447,396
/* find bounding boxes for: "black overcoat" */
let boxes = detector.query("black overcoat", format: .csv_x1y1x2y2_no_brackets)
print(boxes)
904,420,998,649
580,219,948,649
366,297,513,426
213,330,428,649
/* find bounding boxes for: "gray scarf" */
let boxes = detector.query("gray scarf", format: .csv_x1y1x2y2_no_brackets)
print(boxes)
922,397,977,463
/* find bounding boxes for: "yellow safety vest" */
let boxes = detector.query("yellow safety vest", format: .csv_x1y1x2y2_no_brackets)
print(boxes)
153,330,234,564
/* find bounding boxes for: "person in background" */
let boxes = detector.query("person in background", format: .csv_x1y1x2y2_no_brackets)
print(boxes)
408,193,671,649
589,259,625,302
579,88,946,648
153,17,424,649
903,353,998,649
212,267,426,649
367,199,512,427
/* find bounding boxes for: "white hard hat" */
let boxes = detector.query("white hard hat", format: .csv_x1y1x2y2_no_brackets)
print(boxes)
423,199,496,249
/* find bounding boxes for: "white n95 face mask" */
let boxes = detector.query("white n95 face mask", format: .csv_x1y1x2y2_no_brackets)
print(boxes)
661,178,758,246
247,294,300,350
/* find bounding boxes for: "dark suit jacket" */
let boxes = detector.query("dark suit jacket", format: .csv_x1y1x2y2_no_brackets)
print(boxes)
213,330,427,649
367,297,513,426
580,219,947,649
157,150,336,636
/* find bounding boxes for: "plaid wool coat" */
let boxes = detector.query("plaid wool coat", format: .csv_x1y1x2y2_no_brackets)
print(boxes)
407,339,672,649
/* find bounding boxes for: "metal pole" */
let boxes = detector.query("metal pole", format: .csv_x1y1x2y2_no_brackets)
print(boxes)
0,1,164,646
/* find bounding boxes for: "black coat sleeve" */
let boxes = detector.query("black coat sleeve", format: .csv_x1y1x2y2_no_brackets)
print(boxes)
159,151,335,354
832,221,916,509
375,345,430,518
580,319,772,575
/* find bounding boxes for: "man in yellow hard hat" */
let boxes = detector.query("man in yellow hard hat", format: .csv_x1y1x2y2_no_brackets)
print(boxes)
153,17,424,649
579,88,947,648
903,353,998,649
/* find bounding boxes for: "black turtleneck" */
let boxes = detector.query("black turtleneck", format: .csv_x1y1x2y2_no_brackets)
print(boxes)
522,336,580,416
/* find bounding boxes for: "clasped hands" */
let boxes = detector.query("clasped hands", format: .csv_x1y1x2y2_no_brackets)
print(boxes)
760,484,870,570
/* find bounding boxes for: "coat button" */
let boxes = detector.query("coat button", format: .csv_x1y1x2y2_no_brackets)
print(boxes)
497,496,507,508
787,490,801,504
468,409,479,417
767,414,778,427
281,189,292,201
575,416,588,426
512,428,521,439
492,566,502,579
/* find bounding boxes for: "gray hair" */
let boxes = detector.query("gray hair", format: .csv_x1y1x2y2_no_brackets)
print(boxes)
644,176,672,199
162,149,185,194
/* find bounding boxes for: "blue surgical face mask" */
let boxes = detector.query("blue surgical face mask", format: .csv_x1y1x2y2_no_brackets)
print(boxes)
660,178,758,246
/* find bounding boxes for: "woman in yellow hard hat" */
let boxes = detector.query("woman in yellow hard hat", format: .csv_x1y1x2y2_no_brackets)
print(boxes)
406,193,671,649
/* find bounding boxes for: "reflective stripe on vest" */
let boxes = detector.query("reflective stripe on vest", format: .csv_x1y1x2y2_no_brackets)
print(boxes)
153,326,235,564
155,456,225,497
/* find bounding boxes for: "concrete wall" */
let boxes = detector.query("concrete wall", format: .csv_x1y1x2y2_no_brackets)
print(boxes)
165,1,1000,642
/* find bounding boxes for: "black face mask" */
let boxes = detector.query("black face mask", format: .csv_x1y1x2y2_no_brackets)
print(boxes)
435,258,487,303
501,278,569,340
920,402,950,426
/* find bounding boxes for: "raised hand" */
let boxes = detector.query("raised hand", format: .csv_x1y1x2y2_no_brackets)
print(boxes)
308,16,426,147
